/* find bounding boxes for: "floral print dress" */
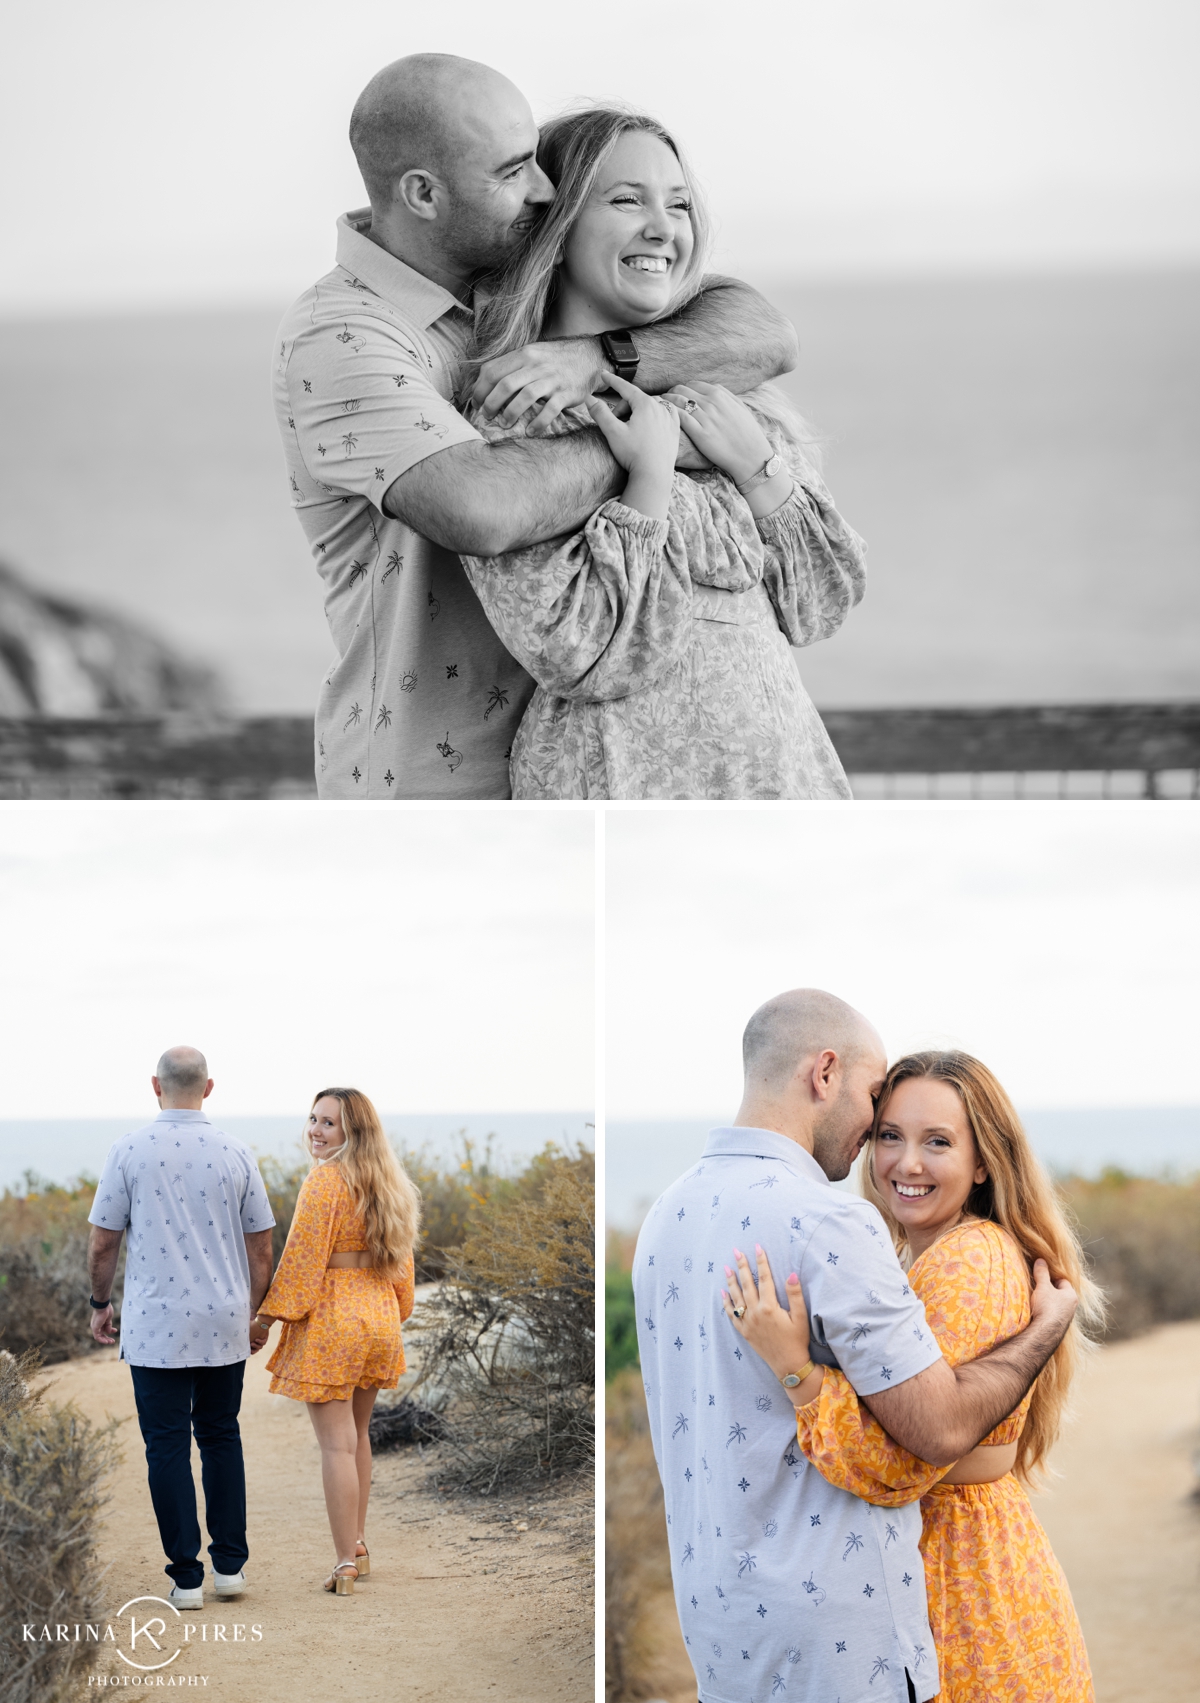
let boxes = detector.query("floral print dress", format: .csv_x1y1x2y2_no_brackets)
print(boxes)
793,1219,1094,1702
460,403,866,799
262,1158,414,1403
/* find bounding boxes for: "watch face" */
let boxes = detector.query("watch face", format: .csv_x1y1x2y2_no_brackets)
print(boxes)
603,332,638,366
766,453,783,478
782,1373,800,1386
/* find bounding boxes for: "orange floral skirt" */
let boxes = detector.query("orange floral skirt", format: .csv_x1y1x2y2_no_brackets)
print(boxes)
266,1268,406,1403
919,1476,1094,1702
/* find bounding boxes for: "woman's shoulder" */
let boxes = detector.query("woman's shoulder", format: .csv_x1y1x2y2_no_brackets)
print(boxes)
298,1159,350,1202
923,1217,1029,1281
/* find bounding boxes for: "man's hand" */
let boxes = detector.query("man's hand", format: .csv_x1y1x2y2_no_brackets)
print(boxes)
471,336,605,432
90,1302,117,1346
248,1318,271,1355
1027,1258,1079,1340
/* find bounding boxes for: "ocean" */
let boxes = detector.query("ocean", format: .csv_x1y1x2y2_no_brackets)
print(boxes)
605,1106,1200,1229
0,1110,593,1195
0,269,1196,713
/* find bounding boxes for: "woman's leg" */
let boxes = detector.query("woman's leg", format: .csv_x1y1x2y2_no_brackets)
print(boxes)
351,1386,379,1545
305,1397,360,1564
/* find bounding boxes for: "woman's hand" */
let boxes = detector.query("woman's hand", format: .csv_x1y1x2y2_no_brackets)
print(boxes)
722,1245,822,1406
586,371,679,521
249,1315,273,1354
660,381,774,486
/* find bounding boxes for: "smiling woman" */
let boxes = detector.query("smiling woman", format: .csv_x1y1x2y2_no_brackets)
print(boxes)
454,107,869,800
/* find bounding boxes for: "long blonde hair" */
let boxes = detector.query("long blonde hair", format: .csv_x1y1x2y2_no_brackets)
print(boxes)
306,1088,421,1277
860,1051,1105,1483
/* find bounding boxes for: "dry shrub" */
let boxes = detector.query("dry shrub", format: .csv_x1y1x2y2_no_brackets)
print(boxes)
0,1348,122,1703
605,1368,681,1703
414,1146,594,1493
1061,1170,1200,1339
0,1179,124,1363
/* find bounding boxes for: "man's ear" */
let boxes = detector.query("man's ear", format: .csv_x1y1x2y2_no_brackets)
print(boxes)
395,167,445,223
202,1079,214,1101
150,1075,162,1098
809,1049,839,1103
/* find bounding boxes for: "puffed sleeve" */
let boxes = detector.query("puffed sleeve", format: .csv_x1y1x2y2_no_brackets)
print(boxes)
794,1368,945,1507
260,1166,342,1321
393,1251,415,1322
753,469,867,648
461,499,698,700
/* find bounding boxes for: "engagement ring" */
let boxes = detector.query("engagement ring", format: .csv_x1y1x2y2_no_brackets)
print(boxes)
732,1306,745,1319
685,398,698,414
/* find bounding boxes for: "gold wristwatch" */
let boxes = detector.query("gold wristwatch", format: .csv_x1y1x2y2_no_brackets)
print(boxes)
781,1360,815,1388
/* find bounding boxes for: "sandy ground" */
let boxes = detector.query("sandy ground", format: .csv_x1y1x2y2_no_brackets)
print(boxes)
624,1320,1200,1703
40,1339,594,1702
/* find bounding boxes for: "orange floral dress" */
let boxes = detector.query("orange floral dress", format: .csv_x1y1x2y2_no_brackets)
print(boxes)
794,1219,1093,1702
262,1158,415,1403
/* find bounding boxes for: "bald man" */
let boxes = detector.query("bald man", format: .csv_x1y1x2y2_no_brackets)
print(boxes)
633,990,1079,1703
273,52,799,799
87,1048,276,1608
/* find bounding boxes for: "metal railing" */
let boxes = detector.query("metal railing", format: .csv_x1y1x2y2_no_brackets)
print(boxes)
0,703,1196,800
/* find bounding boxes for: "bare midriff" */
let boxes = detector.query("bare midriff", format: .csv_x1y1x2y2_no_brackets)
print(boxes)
938,1441,1019,1485
327,1251,372,1269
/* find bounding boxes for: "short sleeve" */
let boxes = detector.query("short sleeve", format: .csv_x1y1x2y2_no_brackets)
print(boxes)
283,311,481,502
88,1143,132,1231
237,1155,276,1235
799,1199,943,1398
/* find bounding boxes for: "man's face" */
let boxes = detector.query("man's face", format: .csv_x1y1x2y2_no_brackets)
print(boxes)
810,1043,888,1183
439,85,554,274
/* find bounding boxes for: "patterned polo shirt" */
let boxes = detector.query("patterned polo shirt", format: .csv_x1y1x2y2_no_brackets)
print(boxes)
88,1109,275,1369
633,1127,944,1703
273,210,535,798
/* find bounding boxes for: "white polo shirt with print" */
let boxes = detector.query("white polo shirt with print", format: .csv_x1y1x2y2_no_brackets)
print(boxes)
634,1126,944,1703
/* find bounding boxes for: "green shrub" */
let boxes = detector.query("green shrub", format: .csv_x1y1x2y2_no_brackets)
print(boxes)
605,1265,639,1382
0,1349,122,1703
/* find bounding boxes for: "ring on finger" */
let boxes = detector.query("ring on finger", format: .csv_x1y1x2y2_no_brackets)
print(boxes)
732,1306,745,1319
685,398,698,414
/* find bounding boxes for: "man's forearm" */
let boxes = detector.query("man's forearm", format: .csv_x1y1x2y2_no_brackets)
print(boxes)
246,1231,275,1315
633,276,799,395
862,1314,1067,1465
87,1230,122,1301
387,428,623,556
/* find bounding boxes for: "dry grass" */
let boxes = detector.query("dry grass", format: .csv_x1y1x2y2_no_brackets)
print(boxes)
1061,1170,1200,1339
0,1349,122,1703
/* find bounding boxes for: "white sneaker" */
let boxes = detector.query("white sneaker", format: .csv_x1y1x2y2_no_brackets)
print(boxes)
212,1569,246,1599
169,1584,204,1609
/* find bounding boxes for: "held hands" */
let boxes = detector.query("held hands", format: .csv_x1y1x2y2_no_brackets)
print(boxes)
721,1245,813,1387
89,1303,117,1347
660,381,773,486
248,1318,271,1355
470,337,606,434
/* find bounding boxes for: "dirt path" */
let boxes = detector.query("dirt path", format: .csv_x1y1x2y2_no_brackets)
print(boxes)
1029,1318,1200,1703
616,1320,1200,1703
41,1340,593,1701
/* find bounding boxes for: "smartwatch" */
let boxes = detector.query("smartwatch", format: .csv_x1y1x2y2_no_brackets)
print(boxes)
599,329,640,382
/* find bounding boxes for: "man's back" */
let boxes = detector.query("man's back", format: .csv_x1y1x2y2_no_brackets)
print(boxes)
633,1127,943,1703
89,1109,274,1369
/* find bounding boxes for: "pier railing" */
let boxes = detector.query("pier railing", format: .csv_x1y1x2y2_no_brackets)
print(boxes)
0,703,1196,800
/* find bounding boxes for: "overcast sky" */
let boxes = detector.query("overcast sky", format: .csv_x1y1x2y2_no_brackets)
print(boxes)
2,0,1196,315
0,805,594,1117
604,804,1200,1117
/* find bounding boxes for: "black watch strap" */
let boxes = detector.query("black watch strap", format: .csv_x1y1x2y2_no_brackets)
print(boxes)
89,1294,112,1309
600,329,639,382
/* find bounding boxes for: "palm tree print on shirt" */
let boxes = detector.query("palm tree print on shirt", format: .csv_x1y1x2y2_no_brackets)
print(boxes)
484,684,509,720
343,703,363,731
382,551,403,583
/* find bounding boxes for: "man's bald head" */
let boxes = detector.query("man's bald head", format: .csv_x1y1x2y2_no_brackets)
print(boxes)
742,990,879,1094
155,1046,209,1103
350,53,529,208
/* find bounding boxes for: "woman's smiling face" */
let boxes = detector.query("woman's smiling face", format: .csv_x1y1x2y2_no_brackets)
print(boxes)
555,129,695,333
872,1076,988,1248
308,1096,346,1158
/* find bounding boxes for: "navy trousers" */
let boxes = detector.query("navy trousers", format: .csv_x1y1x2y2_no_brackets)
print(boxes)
128,1361,248,1589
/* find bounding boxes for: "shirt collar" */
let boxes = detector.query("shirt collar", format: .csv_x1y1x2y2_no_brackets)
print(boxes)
335,209,472,330
153,1109,211,1124
701,1125,833,1186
